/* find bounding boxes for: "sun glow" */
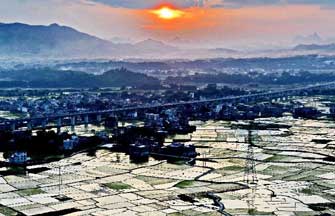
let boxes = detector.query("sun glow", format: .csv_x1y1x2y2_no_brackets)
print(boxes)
151,6,185,20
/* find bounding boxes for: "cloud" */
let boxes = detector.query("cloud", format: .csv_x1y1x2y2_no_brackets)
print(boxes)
87,0,203,9
88,0,335,9
221,0,335,8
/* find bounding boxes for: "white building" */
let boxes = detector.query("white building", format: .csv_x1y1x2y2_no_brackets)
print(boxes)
145,113,160,121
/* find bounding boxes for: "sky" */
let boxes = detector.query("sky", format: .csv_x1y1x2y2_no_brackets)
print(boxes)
1,0,335,48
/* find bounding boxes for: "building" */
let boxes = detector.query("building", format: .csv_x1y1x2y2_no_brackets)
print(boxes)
161,142,197,162
145,113,160,121
105,116,118,128
129,143,150,162
63,135,79,151
8,152,28,165
293,107,320,119
329,103,335,117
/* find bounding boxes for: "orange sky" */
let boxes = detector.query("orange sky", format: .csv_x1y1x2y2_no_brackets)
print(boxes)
1,0,335,48
128,4,335,44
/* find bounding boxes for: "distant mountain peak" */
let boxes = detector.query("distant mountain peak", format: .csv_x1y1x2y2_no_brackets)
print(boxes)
293,32,322,44
49,23,60,27
134,38,177,51
169,36,190,44
136,38,166,46
311,32,321,38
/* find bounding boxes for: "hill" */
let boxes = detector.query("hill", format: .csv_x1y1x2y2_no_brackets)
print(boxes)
134,39,177,53
0,23,127,58
0,68,161,88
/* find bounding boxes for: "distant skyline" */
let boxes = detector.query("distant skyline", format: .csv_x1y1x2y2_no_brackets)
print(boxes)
1,0,335,49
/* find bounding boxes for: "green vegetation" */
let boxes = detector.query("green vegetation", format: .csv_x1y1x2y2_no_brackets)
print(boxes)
265,169,303,181
104,182,131,190
171,160,188,165
3,166,27,176
43,154,65,161
300,188,313,195
0,68,161,89
17,188,45,196
248,208,273,215
261,165,292,175
295,175,321,181
168,213,184,216
308,203,335,212
216,165,245,176
294,212,317,216
0,205,19,216
174,180,195,189
304,184,330,195
224,165,244,171
264,154,287,162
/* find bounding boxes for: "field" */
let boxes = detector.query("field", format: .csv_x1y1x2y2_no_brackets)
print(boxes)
0,115,335,215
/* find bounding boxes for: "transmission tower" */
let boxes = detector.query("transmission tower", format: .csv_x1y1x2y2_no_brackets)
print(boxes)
58,166,62,196
243,123,258,184
243,122,259,212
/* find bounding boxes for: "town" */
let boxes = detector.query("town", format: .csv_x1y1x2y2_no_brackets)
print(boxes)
1,82,335,215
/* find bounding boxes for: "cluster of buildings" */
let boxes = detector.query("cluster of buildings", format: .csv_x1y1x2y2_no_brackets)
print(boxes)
0,85,250,119
1,84,334,167
128,138,197,163
216,102,322,120
1,118,198,166
0,130,104,165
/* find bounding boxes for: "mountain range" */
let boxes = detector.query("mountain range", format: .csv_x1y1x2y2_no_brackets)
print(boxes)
0,22,181,58
293,33,323,45
0,22,335,59
0,23,119,58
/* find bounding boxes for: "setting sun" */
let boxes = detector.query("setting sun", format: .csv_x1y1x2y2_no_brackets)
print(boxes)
151,6,185,20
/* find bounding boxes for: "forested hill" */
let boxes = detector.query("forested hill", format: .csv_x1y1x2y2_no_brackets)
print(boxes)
0,68,160,88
